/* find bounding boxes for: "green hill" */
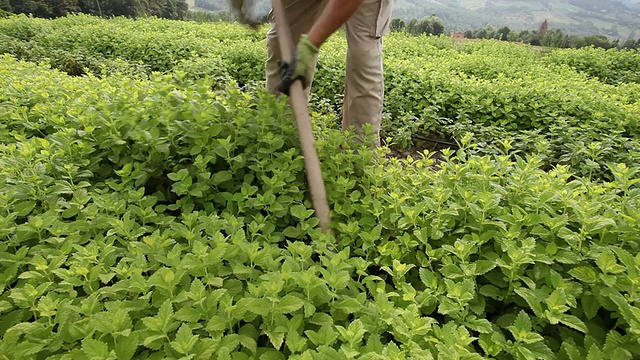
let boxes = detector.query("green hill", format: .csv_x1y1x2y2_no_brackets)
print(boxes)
393,0,640,39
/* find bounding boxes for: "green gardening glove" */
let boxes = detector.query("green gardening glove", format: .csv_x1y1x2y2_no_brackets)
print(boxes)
277,34,319,95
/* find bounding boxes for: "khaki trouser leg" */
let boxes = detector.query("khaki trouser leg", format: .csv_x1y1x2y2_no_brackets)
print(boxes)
265,0,326,99
342,0,391,147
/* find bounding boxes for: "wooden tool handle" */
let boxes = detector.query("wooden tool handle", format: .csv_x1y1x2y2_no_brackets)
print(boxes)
272,0,332,234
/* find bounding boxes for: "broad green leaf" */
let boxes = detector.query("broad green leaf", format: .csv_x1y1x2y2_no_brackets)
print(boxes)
171,324,198,355
588,218,616,233
557,314,587,333
142,299,175,333
244,298,272,316
305,324,338,347
332,297,363,314
561,339,583,360
0,300,12,313
440,264,464,279
479,285,502,300
612,247,637,278
114,334,138,360
265,330,285,350
6,342,46,358
606,291,640,325
568,266,598,284
419,269,438,289
586,344,602,360
336,319,366,345
212,171,233,184
175,307,202,322
515,288,543,317
581,294,600,320
473,260,496,275
465,317,493,334
545,242,558,255
82,338,111,359
278,295,305,314
143,334,166,350
206,315,227,333
438,297,461,315
596,250,625,274
479,331,507,357
239,334,257,354
508,311,534,340
290,204,314,220
517,341,554,360
13,201,36,216
545,289,569,313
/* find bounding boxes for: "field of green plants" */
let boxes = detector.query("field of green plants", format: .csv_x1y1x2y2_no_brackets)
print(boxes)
0,14,639,360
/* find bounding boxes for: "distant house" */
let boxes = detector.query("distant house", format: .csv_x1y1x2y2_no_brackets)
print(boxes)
451,31,465,39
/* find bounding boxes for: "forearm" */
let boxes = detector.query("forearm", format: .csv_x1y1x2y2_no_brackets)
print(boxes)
307,0,365,48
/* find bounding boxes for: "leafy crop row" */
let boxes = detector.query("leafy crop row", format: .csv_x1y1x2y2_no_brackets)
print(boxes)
1,15,638,182
1,55,640,359
543,46,640,85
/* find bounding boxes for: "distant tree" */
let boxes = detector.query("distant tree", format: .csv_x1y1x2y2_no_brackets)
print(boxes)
402,15,444,36
563,35,577,48
464,30,473,38
497,26,510,41
406,18,418,34
430,16,444,35
579,34,617,49
621,39,636,50
9,0,35,14
186,9,232,22
77,0,100,15
538,19,548,35
390,18,405,32
507,30,520,42
478,25,497,39
152,0,188,19
541,29,568,48
6,0,188,19
48,0,79,17
418,18,433,35
517,29,541,46
0,0,11,11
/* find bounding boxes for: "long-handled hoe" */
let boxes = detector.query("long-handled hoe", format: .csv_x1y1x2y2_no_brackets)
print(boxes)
230,0,333,235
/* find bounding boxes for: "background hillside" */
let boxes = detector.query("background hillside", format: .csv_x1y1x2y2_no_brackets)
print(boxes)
393,0,640,40
194,0,640,40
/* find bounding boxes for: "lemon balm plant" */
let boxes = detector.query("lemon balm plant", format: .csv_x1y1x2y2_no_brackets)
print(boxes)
1,15,639,181
0,55,639,359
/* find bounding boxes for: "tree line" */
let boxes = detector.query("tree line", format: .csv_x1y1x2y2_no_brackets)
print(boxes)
0,0,188,20
390,16,445,36
463,20,640,50
390,16,640,51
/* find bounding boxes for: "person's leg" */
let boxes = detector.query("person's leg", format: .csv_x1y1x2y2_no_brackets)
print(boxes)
343,0,392,147
265,0,327,99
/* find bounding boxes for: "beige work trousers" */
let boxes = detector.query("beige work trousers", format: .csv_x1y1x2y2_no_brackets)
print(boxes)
265,0,392,147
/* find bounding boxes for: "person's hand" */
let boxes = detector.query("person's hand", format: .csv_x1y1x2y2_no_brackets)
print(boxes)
230,0,261,29
277,35,319,95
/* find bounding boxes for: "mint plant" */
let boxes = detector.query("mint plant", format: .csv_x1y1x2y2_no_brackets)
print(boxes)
0,16,639,359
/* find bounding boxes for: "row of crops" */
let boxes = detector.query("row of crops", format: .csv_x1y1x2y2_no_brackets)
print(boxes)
1,14,639,181
0,13,639,360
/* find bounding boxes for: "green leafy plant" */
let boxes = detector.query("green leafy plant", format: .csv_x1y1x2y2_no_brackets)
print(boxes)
0,13,639,358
